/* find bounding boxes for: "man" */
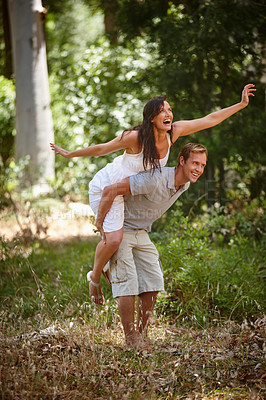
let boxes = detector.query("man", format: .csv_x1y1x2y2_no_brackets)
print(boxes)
95,143,207,347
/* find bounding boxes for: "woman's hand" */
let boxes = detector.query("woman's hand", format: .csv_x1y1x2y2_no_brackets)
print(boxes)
240,84,256,108
50,143,71,158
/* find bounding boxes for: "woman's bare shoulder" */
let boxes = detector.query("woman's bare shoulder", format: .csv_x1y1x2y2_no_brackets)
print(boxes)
122,128,139,137
121,129,140,152
121,129,139,143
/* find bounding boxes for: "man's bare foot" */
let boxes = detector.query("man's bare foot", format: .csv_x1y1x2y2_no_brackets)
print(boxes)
126,331,141,348
125,332,150,350
87,271,105,305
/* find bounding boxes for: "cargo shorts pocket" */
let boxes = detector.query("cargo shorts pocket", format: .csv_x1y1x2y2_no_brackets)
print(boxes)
110,250,128,284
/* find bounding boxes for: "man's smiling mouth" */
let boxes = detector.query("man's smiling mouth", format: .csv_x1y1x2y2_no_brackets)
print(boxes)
191,172,200,177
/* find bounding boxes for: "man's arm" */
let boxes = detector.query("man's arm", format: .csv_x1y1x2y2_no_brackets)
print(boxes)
172,83,256,141
96,177,131,240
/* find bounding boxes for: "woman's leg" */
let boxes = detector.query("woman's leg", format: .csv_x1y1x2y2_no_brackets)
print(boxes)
89,228,123,305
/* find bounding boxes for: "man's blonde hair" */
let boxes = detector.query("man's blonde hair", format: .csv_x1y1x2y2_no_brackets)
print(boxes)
178,143,207,164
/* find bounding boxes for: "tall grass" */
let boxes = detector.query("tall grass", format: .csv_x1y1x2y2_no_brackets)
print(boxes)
0,238,115,334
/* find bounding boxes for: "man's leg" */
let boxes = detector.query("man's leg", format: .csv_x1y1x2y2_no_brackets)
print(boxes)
137,291,158,339
110,232,140,346
132,231,164,340
118,295,140,347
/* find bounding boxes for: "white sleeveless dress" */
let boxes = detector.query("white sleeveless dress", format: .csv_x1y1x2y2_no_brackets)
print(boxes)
89,134,171,232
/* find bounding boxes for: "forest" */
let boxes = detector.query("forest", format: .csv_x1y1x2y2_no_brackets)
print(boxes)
0,1,265,399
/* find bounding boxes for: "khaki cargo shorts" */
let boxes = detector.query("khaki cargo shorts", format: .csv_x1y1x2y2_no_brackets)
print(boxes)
110,230,164,298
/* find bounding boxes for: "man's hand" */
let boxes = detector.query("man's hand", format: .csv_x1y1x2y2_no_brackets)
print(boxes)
95,178,131,245
240,83,256,108
96,220,106,244
50,143,71,158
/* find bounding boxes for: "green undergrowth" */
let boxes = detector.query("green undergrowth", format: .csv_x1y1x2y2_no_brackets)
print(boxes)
153,207,265,325
0,238,114,332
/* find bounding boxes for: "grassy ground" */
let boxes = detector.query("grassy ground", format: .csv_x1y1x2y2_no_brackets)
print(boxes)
0,235,265,400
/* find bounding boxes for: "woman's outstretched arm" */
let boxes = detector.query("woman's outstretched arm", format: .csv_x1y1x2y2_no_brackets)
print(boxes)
50,130,139,159
172,83,256,141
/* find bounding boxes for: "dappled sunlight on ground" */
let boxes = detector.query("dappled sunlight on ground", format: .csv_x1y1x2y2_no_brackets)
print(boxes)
0,200,99,243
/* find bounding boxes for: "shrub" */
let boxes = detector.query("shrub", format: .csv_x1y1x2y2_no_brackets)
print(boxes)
201,201,266,244
0,76,15,164
155,209,265,324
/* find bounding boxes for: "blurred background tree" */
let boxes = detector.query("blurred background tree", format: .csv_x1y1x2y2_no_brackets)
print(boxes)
0,0,265,212
1,0,54,192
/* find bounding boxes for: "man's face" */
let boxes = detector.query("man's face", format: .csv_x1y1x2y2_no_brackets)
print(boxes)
151,101,173,132
180,152,207,183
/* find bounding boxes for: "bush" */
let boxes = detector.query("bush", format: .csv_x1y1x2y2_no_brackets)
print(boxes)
0,76,15,164
155,208,265,324
201,201,266,244
0,156,31,210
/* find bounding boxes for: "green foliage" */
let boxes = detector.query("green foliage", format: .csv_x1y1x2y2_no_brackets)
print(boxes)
1,0,264,209
0,156,31,210
44,0,105,72
155,207,265,324
117,1,265,111
0,76,15,164
48,36,157,198
203,201,266,244
0,0,265,212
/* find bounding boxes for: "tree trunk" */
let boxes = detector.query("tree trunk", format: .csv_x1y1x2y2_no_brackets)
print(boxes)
102,0,119,44
7,0,54,192
2,0,13,78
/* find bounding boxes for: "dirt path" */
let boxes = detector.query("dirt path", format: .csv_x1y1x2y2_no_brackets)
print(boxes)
0,201,99,242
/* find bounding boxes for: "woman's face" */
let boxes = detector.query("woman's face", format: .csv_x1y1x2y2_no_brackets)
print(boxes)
151,101,173,132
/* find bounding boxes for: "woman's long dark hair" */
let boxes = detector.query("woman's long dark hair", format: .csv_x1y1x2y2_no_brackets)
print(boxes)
122,96,173,171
